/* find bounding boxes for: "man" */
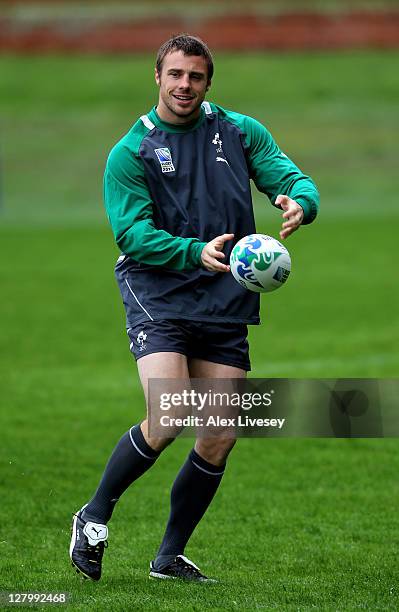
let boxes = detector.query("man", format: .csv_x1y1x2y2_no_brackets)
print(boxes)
69,34,319,583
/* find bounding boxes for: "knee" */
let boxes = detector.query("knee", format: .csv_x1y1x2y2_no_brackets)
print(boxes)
147,436,175,453
195,437,237,467
141,419,175,453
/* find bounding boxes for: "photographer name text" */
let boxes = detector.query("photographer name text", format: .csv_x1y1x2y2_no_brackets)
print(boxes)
159,415,285,429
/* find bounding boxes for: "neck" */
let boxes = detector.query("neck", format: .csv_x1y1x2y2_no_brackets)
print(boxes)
156,101,201,126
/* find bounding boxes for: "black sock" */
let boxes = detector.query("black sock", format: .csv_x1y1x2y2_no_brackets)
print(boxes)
154,448,225,569
82,424,159,524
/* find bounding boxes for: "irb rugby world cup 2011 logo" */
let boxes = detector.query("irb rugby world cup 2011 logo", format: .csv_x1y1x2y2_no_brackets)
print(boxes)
154,148,175,173
230,235,283,289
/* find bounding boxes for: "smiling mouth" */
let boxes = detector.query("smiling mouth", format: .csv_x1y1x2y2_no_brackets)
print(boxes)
173,94,195,102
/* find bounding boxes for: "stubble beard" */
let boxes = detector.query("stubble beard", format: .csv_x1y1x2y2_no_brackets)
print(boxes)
163,92,203,121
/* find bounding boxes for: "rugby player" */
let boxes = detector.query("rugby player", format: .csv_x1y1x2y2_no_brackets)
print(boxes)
69,34,319,582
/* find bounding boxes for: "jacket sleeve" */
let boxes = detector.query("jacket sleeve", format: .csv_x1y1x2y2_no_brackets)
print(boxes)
103,143,206,269
243,116,319,224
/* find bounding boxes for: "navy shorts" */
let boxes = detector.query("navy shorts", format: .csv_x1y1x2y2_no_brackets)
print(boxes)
127,319,251,371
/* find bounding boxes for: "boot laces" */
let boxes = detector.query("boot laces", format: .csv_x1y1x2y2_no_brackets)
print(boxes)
86,540,108,564
173,557,202,578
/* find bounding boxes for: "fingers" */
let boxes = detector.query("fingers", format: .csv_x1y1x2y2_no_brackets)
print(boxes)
276,195,295,219
209,261,230,272
275,194,290,209
279,212,302,239
276,195,304,240
202,252,230,272
210,249,225,260
203,248,230,271
214,233,235,247
201,233,234,272
282,208,293,219
279,225,298,240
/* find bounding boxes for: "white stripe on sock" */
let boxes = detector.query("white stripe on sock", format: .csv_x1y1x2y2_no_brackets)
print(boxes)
191,460,225,476
128,427,156,460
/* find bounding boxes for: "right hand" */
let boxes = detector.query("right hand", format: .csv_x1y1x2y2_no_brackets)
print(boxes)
201,234,234,272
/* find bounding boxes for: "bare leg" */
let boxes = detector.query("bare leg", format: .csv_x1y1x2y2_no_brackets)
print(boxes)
189,359,246,466
137,352,190,452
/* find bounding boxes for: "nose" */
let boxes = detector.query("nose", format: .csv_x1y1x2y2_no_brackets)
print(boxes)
178,73,191,90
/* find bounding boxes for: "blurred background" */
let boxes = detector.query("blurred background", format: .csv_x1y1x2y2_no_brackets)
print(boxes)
1,1,399,609
1,0,398,375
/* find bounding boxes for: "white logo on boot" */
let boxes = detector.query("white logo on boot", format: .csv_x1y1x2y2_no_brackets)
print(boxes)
83,522,108,546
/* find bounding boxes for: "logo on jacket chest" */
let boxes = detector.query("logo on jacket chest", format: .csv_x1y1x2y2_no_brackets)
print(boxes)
154,147,175,173
212,133,229,166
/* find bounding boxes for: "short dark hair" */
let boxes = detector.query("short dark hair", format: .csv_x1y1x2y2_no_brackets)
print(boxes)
156,34,214,83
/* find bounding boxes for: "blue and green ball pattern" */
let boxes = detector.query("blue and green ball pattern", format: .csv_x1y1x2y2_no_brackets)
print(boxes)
230,234,291,292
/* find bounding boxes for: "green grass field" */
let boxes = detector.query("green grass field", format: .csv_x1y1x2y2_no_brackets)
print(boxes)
1,52,399,610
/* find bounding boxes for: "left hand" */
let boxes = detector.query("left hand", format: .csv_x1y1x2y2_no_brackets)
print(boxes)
275,194,304,240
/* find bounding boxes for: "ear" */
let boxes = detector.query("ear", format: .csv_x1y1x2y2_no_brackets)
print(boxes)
155,67,161,86
206,79,212,92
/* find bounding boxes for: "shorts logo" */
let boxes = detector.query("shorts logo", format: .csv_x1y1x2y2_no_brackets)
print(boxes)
137,330,147,352
154,148,175,173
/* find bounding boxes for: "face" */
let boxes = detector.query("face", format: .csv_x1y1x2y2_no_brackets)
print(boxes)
155,50,211,124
